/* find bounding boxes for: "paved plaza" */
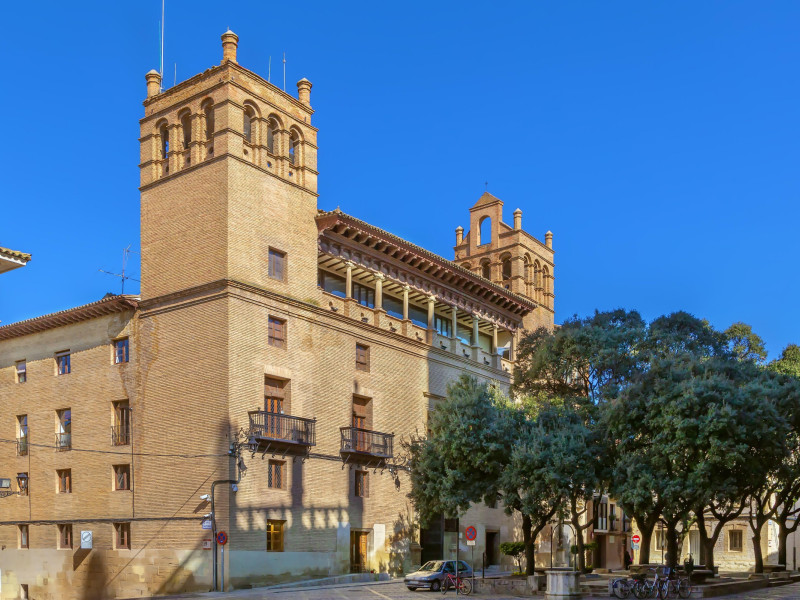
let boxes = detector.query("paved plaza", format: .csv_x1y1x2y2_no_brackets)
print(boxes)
144,580,800,600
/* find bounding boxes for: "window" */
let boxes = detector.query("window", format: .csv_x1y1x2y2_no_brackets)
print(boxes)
479,217,491,246
501,256,512,281
113,401,131,446
114,338,129,364
289,130,300,165
729,529,743,552
115,522,131,550
318,269,347,297
434,314,452,337
352,282,375,308
356,344,370,372
56,409,71,451
19,524,28,549
55,351,71,375
244,105,256,143
268,248,286,281
114,465,131,491
17,415,28,456
268,317,286,349
159,122,169,160
180,111,191,149
355,470,369,498
59,524,73,549
268,460,285,489
267,117,278,154
267,520,284,552
383,295,403,320
16,360,26,383
481,261,491,280
57,469,72,494
408,304,428,329
17,473,28,496
203,101,215,141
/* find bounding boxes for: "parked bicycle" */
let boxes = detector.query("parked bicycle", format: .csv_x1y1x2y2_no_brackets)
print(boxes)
611,575,634,598
632,568,665,599
659,567,691,599
441,571,472,595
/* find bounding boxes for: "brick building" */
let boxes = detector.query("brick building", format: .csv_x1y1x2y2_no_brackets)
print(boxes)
0,32,555,598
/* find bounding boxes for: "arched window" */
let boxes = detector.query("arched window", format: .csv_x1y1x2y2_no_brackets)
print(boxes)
501,255,512,281
244,105,256,143
289,130,301,165
542,265,551,307
533,260,542,302
481,260,491,280
267,117,279,154
461,263,472,271
158,122,169,160
479,217,491,246
180,111,191,150
202,100,215,142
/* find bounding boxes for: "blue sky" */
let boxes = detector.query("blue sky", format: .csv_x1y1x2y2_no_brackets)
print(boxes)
1,1,798,360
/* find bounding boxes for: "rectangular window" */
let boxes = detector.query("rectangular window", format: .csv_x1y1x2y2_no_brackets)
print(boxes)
267,520,284,552
19,524,29,549
114,338,129,364
57,469,72,494
114,465,131,491
434,314,452,337
113,401,131,446
355,344,370,372
59,524,73,549
729,529,743,552
268,317,286,349
17,473,28,496
408,304,428,329
17,415,28,456
56,409,71,451
267,460,285,489
55,350,71,375
16,360,26,383
115,522,131,550
654,529,667,550
383,295,404,320
355,470,369,498
268,248,286,281
318,269,347,298
352,282,375,308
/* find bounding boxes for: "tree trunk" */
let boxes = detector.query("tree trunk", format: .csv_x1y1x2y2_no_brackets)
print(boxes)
634,515,657,565
695,510,715,571
752,527,764,573
666,520,680,570
522,514,535,576
570,496,586,572
778,521,788,568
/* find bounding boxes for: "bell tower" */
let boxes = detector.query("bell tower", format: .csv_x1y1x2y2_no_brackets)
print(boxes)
139,31,319,301
453,192,555,330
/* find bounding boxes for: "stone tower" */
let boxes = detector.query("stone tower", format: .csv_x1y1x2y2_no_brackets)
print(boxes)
453,192,554,330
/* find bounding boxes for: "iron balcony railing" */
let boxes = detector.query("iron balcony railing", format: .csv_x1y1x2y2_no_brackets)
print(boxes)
55,432,71,452
340,426,393,459
16,436,28,456
111,426,131,446
248,412,316,446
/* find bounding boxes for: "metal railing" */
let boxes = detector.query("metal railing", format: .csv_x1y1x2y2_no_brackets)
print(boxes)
111,426,131,446
340,426,393,459
16,437,28,456
248,412,316,446
55,432,71,451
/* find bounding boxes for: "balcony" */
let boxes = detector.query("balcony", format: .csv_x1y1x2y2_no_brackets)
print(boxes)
340,426,394,464
16,437,28,456
111,426,131,446
55,432,71,452
248,412,316,456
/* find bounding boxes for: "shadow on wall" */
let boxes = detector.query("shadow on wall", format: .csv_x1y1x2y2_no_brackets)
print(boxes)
79,552,108,600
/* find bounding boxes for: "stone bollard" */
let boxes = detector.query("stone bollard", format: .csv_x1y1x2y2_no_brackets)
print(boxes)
544,570,582,600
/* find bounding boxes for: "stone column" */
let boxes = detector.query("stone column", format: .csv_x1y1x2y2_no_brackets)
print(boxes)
168,124,180,174
345,262,353,299
373,272,385,327
472,315,480,361
401,285,410,335
427,296,435,344
450,305,458,353
190,112,203,165
509,331,516,362
492,324,499,369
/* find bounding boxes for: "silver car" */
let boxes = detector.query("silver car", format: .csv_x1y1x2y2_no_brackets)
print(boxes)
404,560,473,591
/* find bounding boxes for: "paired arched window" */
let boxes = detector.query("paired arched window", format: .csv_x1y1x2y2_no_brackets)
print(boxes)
179,111,192,150
244,105,257,143
267,117,279,154
289,129,301,165
501,255,512,281
158,122,169,160
481,260,491,280
542,265,551,307
533,260,542,302
201,100,215,142
478,217,491,246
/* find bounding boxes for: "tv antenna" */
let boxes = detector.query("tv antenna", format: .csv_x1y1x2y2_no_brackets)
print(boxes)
99,245,140,295
268,56,272,83
283,52,286,91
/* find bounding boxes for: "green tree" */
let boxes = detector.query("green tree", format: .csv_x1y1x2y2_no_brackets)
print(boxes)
499,541,526,573
724,322,768,364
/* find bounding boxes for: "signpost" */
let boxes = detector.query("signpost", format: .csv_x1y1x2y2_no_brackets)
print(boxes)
465,525,478,591
217,532,228,591
631,534,641,544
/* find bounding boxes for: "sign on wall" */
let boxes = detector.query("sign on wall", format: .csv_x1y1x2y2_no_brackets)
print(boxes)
80,531,93,549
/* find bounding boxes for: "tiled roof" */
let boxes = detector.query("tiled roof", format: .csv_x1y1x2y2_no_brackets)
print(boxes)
316,209,536,314
0,295,139,340
0,246,31,262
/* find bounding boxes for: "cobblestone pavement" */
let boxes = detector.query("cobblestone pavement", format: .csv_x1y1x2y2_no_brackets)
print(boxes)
147,580,800,600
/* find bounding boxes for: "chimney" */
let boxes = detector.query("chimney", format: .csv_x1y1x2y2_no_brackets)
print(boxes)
455,226,464,245
145,70,162,98
221,30,239,64
513,208,522,230
297,79,312,106
545,230,553,249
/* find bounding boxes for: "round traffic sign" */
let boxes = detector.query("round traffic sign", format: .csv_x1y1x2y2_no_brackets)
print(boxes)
465,526,477,541
631,534,641,544
216,531,228,546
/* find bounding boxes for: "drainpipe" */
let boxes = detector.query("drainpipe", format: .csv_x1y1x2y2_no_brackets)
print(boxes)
211,446,246,592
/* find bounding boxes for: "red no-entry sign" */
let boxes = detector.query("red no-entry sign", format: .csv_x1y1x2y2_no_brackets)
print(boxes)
632,534,641,544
